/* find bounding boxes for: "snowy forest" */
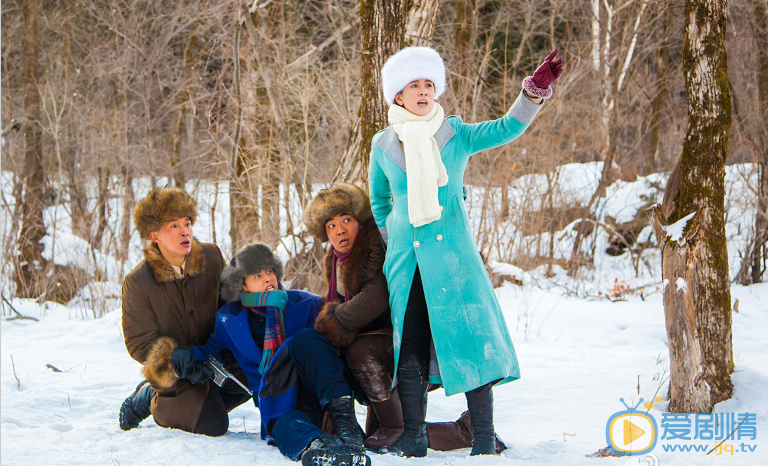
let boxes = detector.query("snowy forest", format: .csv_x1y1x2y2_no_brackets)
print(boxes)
2,0,767,465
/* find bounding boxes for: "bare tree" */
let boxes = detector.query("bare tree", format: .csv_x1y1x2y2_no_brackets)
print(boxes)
749,0,768,283
16,0,47,299
651,0,734,412
648,206,712,412
358,0,407,187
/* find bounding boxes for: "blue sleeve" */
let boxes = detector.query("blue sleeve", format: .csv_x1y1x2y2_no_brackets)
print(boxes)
308,294,323,325
192,315,229,362
368,142,392,244
452,91,542,156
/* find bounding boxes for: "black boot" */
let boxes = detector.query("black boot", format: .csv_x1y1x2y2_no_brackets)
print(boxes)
327,395,365,447
301,437,371,466
466,382,496,455
378,365,429,457
119,380,155,431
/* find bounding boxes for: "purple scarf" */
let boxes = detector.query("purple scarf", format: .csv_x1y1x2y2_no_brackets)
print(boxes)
326,225,364,304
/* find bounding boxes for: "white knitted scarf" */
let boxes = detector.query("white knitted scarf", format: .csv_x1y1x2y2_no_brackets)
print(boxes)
388,103,449,227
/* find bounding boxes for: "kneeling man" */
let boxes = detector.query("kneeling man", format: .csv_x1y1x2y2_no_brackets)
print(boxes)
119,187,249,435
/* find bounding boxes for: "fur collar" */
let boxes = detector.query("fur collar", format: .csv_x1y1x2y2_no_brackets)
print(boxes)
323,217,385,297
144,237,206,283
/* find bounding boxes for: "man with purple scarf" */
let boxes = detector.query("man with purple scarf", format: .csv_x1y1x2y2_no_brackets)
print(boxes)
140,243,371,466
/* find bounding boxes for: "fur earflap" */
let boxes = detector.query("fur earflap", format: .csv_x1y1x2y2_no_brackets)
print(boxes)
314,303,357,349
220,243,284,302
303,183,373,243
142,336,178,389
381,46,446,105
133,188,198,240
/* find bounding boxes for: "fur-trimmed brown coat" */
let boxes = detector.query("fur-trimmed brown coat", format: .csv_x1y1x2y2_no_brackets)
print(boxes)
121,237,225,432
314,217,391,349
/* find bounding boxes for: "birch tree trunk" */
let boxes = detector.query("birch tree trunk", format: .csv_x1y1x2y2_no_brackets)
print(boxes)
17,0,47,299
670,0,734,405
648,206,713,412
405,0,440,46
569,0,649,275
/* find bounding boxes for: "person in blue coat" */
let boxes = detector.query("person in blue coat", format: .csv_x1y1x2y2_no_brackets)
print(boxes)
141,244,371,466
368,46,563,457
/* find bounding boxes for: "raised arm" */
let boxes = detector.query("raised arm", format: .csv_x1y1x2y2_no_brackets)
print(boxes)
453,90,543,156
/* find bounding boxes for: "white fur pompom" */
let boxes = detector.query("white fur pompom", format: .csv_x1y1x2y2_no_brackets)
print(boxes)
381,47,446,105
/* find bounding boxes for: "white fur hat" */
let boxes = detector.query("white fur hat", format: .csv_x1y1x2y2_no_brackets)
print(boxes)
381,46,446,105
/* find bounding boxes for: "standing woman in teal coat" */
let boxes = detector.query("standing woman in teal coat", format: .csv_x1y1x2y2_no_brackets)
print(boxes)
368,46,563,457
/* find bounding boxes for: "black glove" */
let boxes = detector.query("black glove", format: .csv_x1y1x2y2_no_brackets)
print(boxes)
171,347,214,384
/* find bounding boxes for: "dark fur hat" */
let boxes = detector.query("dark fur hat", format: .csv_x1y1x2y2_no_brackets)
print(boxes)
220,243,284,302
303,183,373,242
133,188,198,240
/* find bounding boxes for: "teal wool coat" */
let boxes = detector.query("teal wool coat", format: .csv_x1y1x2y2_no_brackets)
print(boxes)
368,91,542,396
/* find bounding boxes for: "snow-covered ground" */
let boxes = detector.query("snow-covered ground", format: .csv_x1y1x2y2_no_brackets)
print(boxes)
2,164,766,465
2,282,766,465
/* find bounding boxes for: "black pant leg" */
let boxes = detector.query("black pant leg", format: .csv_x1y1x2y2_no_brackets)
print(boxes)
194,384,229,436
398,266,432,370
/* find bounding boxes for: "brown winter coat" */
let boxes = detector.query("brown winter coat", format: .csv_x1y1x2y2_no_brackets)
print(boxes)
122,237,224,432
314,217,391,349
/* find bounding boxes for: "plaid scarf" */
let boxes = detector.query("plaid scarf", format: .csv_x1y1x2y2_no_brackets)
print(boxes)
241,289,289,374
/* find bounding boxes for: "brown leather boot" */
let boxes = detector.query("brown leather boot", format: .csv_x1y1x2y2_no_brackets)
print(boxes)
426,410,509,453
363,389,405,451
426,410,473,451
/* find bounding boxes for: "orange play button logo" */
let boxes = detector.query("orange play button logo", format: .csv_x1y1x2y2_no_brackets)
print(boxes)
606,399,658,454
624,419,646,445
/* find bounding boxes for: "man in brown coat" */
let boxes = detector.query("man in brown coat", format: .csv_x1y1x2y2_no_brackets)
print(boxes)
119,187,249,435
305,184,502,452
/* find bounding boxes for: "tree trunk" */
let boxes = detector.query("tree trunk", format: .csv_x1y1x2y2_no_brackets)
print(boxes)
230,23,243,251
750,0,768,283
241,4,287,249
405,0,440,46
170,21,200,189
644,3,674,175
17,0,47,299
648,206,713,412
359,0,407,187
119,168,134,263
92,167,110,250
672,0,733,405
453,0,474,114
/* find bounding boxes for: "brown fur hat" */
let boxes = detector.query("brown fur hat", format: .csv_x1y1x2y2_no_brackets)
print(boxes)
142,336,178,389
133,188,198,240
303,183,373,242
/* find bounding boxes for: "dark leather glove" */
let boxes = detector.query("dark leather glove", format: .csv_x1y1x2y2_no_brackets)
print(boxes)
532,49,563,89
171,346,213,384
